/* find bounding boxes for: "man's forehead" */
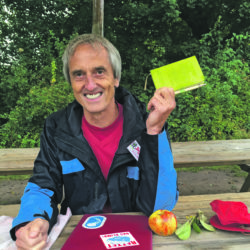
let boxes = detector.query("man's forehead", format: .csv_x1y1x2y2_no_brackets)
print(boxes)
70,43,111,67
73,43,106,55
69,43,112,72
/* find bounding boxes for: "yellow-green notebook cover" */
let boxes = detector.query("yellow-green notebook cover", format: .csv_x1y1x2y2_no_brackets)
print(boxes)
150,56,205,94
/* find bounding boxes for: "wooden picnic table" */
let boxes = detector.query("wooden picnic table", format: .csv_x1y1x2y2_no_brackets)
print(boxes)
2,192,249,249
53,192,250,249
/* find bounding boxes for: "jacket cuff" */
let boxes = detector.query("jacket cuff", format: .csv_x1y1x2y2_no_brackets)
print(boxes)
10,182,56,240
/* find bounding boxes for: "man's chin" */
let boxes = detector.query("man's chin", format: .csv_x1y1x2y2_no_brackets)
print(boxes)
82,105,105,115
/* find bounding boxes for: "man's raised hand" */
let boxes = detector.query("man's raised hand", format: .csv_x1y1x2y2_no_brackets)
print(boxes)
146,87,176,135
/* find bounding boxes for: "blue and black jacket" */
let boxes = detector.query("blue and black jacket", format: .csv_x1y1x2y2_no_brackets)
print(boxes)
10,86,179,240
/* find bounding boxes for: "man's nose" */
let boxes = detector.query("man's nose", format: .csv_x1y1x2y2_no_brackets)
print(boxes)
85,75,96,90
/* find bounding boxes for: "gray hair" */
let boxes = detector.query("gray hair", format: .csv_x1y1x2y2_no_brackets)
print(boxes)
62,34,122,84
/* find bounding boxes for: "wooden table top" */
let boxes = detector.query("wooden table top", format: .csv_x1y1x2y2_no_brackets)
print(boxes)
1,192,249,249
50,192,250,250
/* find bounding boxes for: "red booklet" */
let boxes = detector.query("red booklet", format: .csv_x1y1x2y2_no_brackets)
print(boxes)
62,214,152,250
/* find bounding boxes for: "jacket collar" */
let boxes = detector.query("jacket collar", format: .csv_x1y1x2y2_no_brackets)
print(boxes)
57,86,146,137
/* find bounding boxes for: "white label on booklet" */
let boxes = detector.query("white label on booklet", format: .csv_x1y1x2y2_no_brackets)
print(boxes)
127,140,141,161
100,231,139,249
82,215,106,229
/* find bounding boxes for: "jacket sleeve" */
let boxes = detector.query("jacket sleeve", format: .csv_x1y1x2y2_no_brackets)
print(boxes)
136,123,179,216
10,118,62,240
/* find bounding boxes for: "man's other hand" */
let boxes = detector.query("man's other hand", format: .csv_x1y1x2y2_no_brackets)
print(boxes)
15,218,49,250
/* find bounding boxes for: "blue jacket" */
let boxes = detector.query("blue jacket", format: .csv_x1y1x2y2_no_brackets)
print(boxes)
10,86,179,239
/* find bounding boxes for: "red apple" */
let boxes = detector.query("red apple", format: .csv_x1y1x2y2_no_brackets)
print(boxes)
148,210,177,236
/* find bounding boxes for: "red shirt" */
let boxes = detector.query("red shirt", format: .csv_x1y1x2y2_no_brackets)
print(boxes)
82,103,123,180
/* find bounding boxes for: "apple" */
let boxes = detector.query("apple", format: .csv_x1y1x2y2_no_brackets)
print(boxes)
148,210,177,236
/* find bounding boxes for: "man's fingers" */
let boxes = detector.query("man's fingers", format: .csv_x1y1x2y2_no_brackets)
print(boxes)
147,98,157,111
16,239,47,250
33,239,47,250
28,227,40,239
146,87,176,135
148,87,175,113
155,87,174,99
151,88,175,106
29,218,48,238
15,219,49,250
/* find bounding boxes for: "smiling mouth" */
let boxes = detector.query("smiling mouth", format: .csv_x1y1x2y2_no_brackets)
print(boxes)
84,92,102,99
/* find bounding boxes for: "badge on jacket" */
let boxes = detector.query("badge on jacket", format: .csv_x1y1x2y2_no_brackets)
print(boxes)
127,140,141,161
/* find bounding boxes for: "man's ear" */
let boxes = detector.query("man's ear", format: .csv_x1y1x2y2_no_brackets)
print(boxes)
114,78,119,88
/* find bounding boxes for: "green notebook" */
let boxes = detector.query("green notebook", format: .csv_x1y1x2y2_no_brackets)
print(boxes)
150,56,205,94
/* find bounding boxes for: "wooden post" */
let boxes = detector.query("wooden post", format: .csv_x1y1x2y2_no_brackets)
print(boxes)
92,0,104,36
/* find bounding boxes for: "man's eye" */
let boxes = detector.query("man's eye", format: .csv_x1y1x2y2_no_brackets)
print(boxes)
73,71,85,80
96,69,104,75
76,72,83,77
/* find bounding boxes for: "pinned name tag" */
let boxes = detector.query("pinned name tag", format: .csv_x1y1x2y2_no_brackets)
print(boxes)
127,140,141,161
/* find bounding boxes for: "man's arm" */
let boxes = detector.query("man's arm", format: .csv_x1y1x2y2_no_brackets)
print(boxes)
10,118,62,242
136,87,179,216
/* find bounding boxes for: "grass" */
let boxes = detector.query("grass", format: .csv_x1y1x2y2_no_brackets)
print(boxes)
0,174,31,180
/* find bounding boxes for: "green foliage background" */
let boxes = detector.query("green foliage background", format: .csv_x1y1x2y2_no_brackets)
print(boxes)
0,0,249,147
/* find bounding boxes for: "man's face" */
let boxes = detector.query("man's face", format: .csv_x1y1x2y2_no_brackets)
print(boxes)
69,44,119,117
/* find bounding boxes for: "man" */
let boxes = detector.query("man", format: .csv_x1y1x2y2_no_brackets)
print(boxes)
11,34,179,249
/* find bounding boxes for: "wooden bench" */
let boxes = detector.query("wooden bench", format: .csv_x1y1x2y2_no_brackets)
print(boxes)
1,139,250,191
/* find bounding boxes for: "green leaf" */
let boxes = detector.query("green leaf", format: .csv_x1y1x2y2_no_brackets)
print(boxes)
199,219,216,232
175,217,194,240
192,219,201,233
197,210,216,232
